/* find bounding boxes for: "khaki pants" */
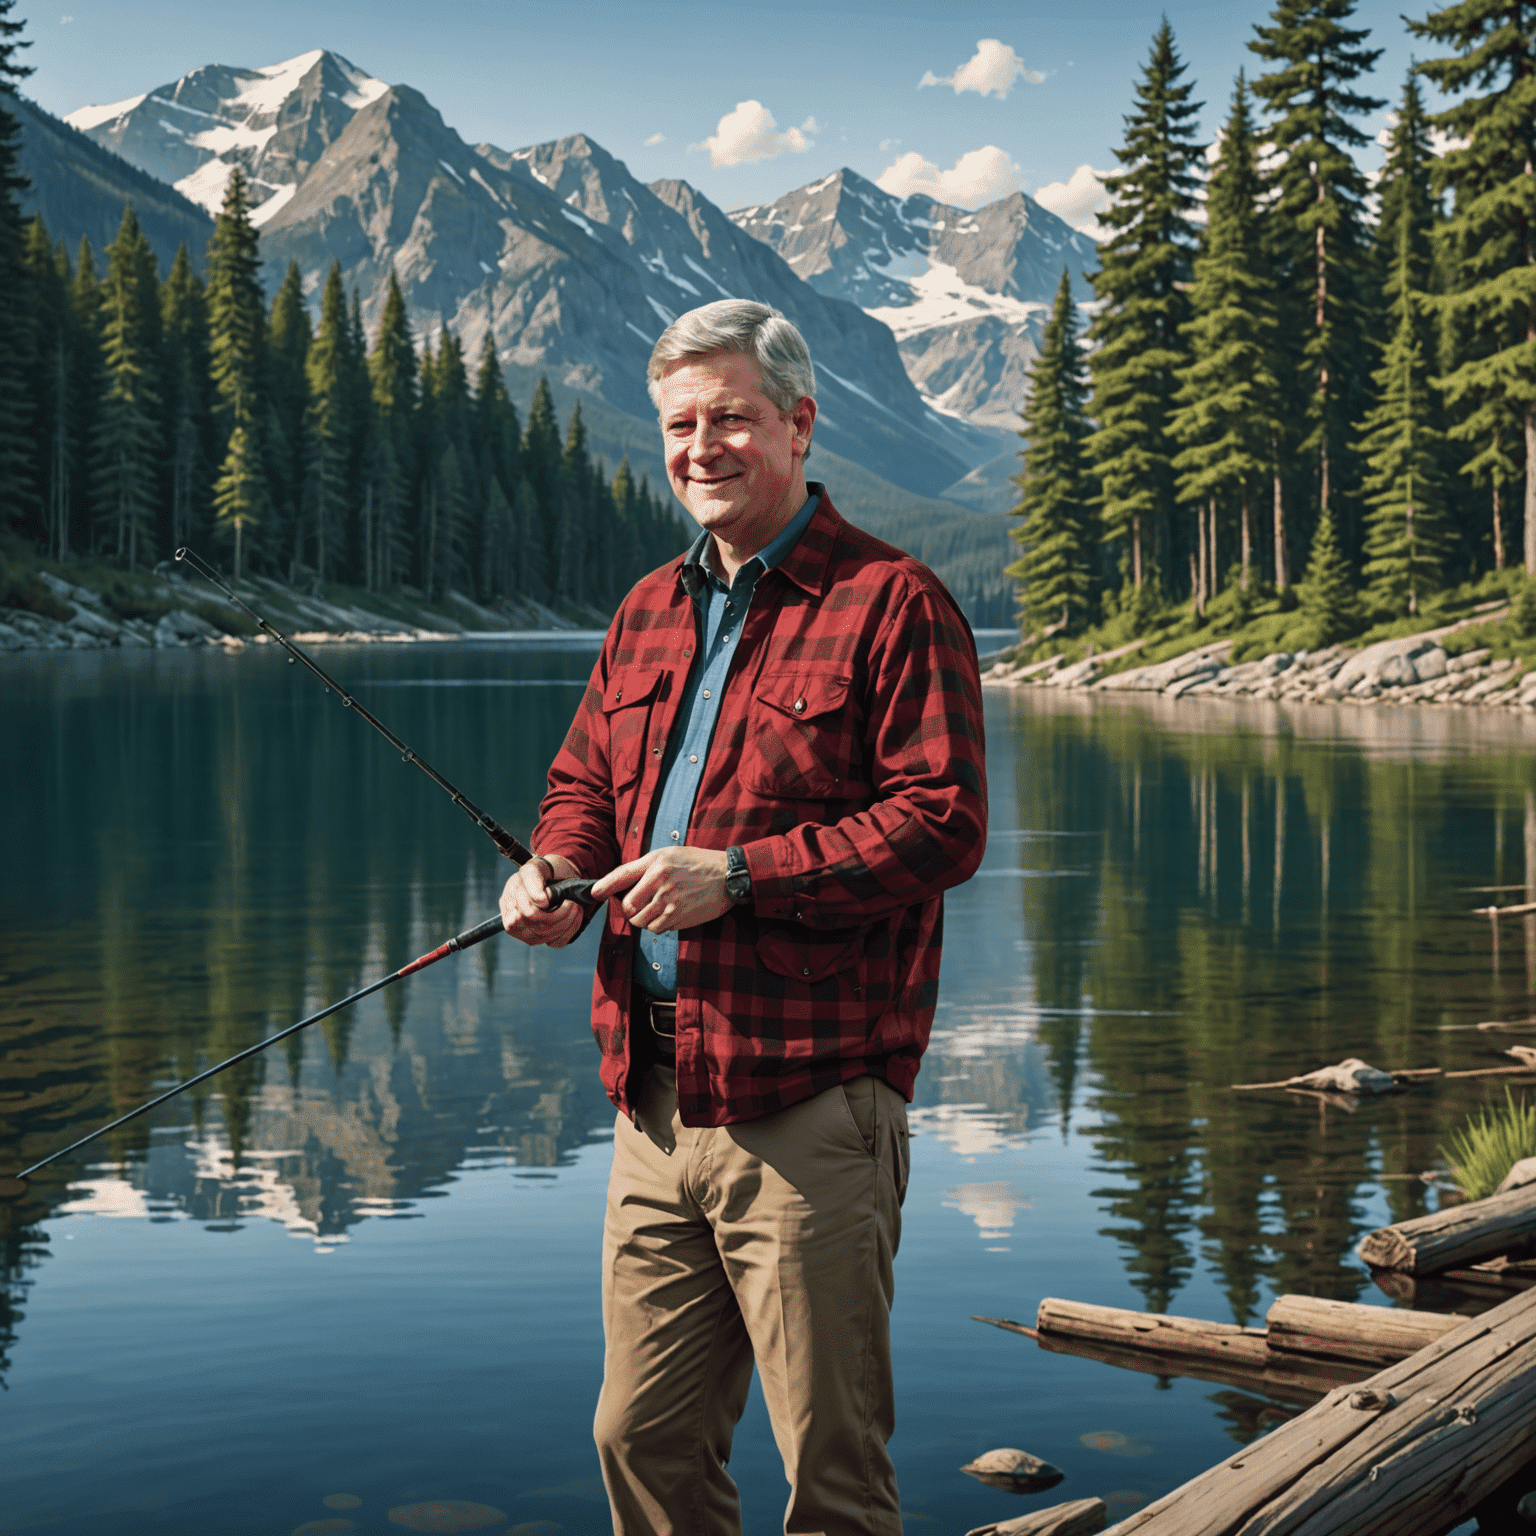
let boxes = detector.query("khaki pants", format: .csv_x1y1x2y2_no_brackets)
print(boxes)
594,1066,911,1536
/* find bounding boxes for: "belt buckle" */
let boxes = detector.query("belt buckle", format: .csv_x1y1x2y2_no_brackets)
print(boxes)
650,1002,676,1041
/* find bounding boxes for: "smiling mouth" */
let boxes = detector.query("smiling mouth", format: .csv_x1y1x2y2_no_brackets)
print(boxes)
688,473,741,487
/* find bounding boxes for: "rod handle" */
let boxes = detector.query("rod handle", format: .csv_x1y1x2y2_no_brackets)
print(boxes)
548,877,599,910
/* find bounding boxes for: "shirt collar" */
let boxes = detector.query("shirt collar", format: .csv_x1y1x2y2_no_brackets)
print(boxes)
680,489,821,596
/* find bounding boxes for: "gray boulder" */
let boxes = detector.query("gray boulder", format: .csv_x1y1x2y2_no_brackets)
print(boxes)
1377,653,1417,688
154,609,222,646
1413,646,1447,681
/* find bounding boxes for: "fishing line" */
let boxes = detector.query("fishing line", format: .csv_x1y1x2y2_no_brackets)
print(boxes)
0,914,506,1202
173,547,595,908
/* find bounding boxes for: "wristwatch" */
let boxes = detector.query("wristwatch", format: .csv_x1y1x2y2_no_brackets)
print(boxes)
724,845,752,905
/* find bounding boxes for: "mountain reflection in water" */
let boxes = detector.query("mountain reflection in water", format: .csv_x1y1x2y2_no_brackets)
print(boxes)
2,645,1535,1534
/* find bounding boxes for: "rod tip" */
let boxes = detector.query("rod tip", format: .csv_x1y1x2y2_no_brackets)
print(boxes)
0,1176,29,1203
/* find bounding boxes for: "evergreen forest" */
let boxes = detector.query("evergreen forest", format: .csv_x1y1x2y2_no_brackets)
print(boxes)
1010,0,1536,652
0,6,681,616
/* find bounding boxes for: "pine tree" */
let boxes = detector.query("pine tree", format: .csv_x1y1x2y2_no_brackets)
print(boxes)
70,238,103,554
24,215,73,560
1249,0,1386,570
1087,19,1205,593
1356,231,1447,616
1006,269,1094,634
1411,0,1536,574
0,0,33,526
304,263,348,583
1170,73,1280,605
559,402,592,605
91,207,162,570
205,170,268,576
523,378,564,598
368,272,418,588
160,243,212,557
1300,503,1359,642
267,259,311,578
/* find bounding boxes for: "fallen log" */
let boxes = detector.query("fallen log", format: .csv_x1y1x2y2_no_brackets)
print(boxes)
1444,1063,1536,1079
1231,1058,1398,1095
1034,1297,1270,1368
1439,1017,1536,1032
1263,1294,1465,1367
1356,1179,1536,1273
965,1499,1107,1536
1102,1282,1536,1536
974,1315,1362,1408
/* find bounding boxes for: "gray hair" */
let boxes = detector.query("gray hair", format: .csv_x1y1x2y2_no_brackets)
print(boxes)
647,300,816,414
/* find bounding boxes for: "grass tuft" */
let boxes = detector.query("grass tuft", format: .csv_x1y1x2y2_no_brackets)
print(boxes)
1441,1089,1536,1200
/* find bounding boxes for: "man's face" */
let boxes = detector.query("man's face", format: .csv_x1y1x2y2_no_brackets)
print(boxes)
656,352,815,554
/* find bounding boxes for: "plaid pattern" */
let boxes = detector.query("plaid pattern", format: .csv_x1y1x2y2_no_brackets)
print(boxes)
532,490,988,1126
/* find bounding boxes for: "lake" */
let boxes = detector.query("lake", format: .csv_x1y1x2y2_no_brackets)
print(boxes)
4,640,1535,1536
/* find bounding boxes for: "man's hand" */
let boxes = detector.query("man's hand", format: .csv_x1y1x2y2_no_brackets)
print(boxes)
500,853,585,948
591,846,731,933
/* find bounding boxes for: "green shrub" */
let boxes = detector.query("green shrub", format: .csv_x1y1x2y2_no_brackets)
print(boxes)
1513,579,1536,639
1441,1089,1536,1200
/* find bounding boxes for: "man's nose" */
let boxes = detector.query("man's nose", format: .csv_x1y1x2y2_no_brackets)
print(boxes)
688,419,722,459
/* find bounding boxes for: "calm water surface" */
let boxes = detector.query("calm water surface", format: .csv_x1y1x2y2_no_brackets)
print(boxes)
4,642,1536,1535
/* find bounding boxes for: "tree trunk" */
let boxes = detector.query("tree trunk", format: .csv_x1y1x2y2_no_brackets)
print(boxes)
1493,479,1505,571
1240,498,1251,591
1208,498,1219,600
1525,399,1535,578
1132,512,1142,590
1272,461,1288,591
1356,1179,1536,1274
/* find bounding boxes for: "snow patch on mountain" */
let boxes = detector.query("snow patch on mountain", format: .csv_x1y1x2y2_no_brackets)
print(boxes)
65,93,146,132
866,263,1047,342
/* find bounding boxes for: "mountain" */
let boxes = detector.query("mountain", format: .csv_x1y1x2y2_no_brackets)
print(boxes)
64,49,387,226
730,169,1096,445
13,93,213,268
254,92,996,496
60,51,1022,618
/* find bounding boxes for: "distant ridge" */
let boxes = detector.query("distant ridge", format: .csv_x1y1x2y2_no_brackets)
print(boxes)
14,93,213,267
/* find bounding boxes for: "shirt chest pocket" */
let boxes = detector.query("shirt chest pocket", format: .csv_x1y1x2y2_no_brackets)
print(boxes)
741,671,864,799
602,668,664,790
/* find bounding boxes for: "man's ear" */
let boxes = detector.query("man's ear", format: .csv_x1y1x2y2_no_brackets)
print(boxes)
790,396,817,457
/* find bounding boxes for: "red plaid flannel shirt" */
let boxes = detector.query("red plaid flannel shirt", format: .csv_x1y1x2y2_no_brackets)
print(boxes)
530,490,988,1126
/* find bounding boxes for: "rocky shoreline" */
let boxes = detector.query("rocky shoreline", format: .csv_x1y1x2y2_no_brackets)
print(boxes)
0,568,600,653
983,610,1536,716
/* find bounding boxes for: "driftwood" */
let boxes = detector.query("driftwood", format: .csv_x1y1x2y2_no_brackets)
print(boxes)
1357,1181,1536,1273
1264,1294,1465,1367
1231,1058,1399,1095
1034,1297,1270,1367
1439,1017,1536,1032
1444,1063,1536,1079
965,1499,1107,1536
1101,1282,1536,1535
1475,900,1536,918
975,1315,1361,1408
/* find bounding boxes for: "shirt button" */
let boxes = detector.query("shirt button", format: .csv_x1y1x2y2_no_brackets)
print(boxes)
702,689,711,699
802,968,811,977
689,754,698,763
670,830,680,841
652,747,661,756
793,698,806,714
653,962,661,971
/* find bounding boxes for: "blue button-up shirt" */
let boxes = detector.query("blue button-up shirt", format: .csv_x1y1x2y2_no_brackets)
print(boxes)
636,492,821,998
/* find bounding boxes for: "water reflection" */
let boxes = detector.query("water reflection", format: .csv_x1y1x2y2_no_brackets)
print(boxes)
5,651,1536,1414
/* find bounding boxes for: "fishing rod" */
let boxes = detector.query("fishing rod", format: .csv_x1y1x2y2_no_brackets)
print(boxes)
0,912,505,1201
173,547,595,909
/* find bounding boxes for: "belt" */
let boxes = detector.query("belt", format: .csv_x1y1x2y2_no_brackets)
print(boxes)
645,995,675,1044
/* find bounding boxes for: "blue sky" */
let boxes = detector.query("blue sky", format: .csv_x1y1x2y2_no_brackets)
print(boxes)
27,0,1433,219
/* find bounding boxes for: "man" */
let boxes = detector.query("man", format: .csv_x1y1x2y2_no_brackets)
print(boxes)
500,300,986,1535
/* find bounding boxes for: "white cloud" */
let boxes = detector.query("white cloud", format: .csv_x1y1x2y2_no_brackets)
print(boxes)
876,145,1022,208
879,137,900,152
691,101,818,167
1034,163,1112,238
59,11,73,19
919,39,1043,99
644,132,665,147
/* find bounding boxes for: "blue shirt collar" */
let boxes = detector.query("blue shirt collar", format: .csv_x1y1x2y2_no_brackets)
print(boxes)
681,490,821,592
